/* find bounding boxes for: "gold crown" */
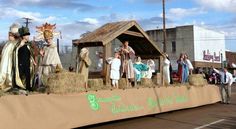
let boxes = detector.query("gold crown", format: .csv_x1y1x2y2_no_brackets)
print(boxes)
36,23,56,32
35,23,60,40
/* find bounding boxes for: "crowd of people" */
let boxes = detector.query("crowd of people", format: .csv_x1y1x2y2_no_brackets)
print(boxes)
163,53,194,85
0,23,62,94
102,41,155,88
102,41,196,88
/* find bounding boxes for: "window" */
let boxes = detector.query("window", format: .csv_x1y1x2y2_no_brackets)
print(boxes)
172,41,176,53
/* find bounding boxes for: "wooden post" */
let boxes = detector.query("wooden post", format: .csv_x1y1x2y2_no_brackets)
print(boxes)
159,56,164,86
76,46,81,73
103,43,112,85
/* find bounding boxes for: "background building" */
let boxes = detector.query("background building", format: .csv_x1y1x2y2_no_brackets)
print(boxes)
146,25,226,70
226,51,236,75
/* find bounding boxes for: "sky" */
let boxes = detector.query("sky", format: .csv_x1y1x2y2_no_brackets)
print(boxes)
0,0,236,51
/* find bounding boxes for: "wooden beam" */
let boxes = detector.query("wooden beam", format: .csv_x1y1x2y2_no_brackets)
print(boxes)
192,61,221,68
103,43,112,86
159,56,164,86
123,30,144,38
75,47,81,73
139,55,161,59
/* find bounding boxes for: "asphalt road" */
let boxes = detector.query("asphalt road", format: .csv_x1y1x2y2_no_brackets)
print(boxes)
78,84,236,129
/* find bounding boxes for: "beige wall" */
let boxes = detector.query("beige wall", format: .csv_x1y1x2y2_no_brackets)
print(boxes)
146,25,225,70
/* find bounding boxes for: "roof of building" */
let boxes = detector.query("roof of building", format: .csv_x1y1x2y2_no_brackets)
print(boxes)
72,20,163,58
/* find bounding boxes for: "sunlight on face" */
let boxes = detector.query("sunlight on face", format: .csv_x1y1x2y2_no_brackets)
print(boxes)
45,38,52,44
8,34,15,41
23,35,30,41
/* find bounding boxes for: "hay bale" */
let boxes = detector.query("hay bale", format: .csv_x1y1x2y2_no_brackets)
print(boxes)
141,78,153,87
47,71,86,94
189,74,207,86
87,79,104,90
152,73,161,86
118,78,127,89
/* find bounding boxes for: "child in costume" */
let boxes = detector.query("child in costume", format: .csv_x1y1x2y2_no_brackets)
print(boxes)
108,52,121,88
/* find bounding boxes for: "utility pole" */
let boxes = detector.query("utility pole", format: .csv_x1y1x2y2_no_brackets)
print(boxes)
57,31,62,54
22,17,33,28
162,0,167,52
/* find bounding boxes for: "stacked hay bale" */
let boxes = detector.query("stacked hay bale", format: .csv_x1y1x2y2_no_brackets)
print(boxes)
118,78,128,89
152,73,162,86
141,78,153,87
47,71,86,94
87,79,104,90
189,74,208,86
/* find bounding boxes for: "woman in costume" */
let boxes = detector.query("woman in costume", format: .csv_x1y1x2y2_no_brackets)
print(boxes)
133,56,149,83
0,23,19,91
177,53,189,83
184,54,193,75
163,54,170,85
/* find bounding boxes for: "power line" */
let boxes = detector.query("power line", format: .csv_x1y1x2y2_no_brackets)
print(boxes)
22,17,33,28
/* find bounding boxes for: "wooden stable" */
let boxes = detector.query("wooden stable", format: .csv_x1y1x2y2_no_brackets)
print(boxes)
73,20,164,85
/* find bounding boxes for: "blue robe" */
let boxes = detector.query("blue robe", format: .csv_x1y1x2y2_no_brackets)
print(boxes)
182,63,189,83
133,63,149,82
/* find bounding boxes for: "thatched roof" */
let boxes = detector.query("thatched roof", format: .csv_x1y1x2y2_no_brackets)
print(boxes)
73,20,163,58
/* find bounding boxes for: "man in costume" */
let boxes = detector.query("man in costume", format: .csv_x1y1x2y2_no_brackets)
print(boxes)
36,23,62,85
0,23,19,91
120,41,135,86
78,48,91,88
13,26,35,92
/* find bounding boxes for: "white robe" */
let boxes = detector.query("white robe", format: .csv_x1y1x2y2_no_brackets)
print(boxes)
39,43,62,76
0,41,16,89
110,58,121,80
185,59,193,69
163,58,170,84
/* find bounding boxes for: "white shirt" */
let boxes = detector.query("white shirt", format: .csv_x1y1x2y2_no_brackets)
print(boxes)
213,68,233,85
185,59,193,70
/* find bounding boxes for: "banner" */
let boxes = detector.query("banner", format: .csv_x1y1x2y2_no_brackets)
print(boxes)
0,85,221,129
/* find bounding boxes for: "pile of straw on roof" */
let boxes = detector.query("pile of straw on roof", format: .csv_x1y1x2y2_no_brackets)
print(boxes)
189,74,208,86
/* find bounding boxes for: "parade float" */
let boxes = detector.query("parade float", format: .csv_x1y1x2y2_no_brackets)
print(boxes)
0,21,221,129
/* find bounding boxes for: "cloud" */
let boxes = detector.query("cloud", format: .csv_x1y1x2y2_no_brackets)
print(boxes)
144,0,172,3
81,18,99,25
57,18,100,44
138,16,164,30
195,0,236,12
165,7,206,20
0,0,108,12
98,13,137,23
0,7,56,22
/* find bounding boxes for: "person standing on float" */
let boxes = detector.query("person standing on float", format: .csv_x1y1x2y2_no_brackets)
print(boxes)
13,26,36,92
0,23,20,91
